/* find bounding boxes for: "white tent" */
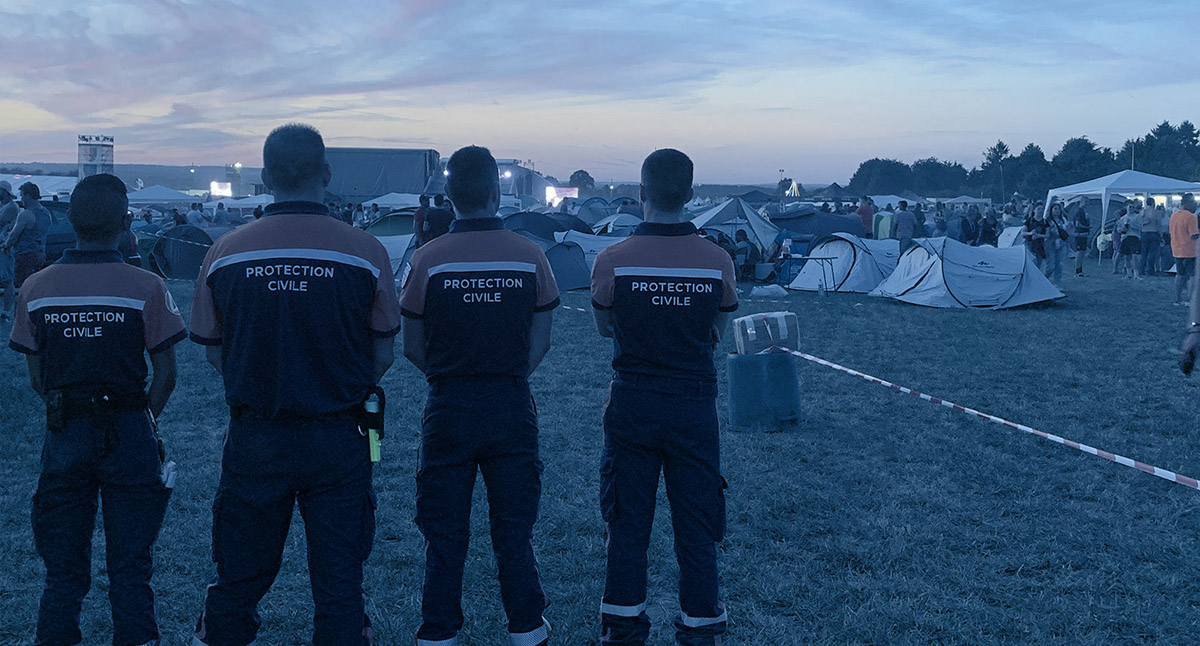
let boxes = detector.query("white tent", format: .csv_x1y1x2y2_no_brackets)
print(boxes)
1,174,77,198
787,233,899,293
869,237,1064,309
1045,170,1200,229
592,213,643,235
691,198,780,255
366,192,423,209
869,195,917,209
127,185,194,205
946,195,992,206
554,230,625,269
997,226,1025,248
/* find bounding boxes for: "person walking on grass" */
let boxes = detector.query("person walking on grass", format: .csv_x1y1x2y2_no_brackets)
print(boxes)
1170,194,1199,306
190,124,401,646
591,149,736,646
1071,202,1091,277
400,146,558,646
9,174,186,646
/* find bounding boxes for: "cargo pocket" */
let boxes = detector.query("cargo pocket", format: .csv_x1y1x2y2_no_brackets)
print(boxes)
599,455,617,524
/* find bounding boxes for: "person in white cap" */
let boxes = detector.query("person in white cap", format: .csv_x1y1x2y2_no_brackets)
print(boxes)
0,180,18,321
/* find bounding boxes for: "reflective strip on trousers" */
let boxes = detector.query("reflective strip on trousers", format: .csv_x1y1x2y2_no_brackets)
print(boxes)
508,617,550,646
600,601,647,618
680,609,728,628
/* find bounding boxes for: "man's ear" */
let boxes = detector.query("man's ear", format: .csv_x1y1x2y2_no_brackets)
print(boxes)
322,163,332,188
684,186,694,203
639,184,646,204
261,167,275,192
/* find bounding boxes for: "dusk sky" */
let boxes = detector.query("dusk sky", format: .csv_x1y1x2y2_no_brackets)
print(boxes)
2,0,1198,184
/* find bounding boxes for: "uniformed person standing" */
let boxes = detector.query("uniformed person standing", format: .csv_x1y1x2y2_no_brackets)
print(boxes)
590,149,737,646
9,173,186,646
189,124,401,646
400,146,558,646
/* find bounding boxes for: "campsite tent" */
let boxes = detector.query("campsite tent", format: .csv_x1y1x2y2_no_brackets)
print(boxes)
691,198,779,255
773,209,862,246
869,237,1063,309
869,195,914,210
554,230,625,269
788,234,900,293
1044,170,1200,232
997,226,1025,248
128,185,194,206
147,225,227,280
736,189,775,206
593,213,643,236
503,211,591,240
515,232,590,291
810,182,855,202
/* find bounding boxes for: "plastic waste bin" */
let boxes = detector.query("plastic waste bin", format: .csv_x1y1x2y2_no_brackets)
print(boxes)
726,351,803,431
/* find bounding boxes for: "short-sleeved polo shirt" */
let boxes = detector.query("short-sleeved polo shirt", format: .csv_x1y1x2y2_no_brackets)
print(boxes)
190,201,402,417
399,216,559,380
9,249,187,393
592,221,738,381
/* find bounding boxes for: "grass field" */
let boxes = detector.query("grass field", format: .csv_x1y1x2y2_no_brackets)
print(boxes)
4,267,1200,645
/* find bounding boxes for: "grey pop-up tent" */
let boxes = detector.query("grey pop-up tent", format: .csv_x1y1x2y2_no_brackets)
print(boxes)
788,234,899,293
869,237,1063,309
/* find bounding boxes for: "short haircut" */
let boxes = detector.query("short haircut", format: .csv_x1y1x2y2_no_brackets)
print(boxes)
641,149,693,212
68,174,129,242
445,146,497,213
1183,193,1196,209
263,123,326,193
898,200,908,209
19,181,40,200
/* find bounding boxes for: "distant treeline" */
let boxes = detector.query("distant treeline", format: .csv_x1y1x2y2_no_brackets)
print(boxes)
839,121,1200,202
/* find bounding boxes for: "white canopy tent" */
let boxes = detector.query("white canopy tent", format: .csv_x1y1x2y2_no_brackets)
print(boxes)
366,192,423,209
1044,170,1200,227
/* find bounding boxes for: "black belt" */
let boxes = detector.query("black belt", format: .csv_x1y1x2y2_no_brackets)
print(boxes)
61,390,148,422
229,405,358,422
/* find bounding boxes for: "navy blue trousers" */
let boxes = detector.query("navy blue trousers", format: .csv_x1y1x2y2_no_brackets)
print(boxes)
32,410,169,646
415,377,548,645
196,417,375,646
600,374,727,646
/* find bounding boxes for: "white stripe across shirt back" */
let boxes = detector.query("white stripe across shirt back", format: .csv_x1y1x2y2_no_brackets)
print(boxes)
28,296,147,312
207,248,381,279
613,266,724,280
428,261,537,277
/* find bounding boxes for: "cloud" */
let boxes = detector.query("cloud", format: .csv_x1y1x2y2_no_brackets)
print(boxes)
2,0,1199,181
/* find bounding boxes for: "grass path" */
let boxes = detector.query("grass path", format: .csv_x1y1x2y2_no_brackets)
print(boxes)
2,268,1199,644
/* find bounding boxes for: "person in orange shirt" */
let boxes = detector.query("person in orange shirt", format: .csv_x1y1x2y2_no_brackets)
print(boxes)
1168,194,1198,305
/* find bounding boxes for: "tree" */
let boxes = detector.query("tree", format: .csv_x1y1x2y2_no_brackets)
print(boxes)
1011,143,1053,201
979,140,1014,201
847,158,912,195
1050,137,1119,186
568,170,595,190
910,158,968,196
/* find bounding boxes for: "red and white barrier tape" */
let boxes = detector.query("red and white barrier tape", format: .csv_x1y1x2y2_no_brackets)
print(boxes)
775,346,1200,491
